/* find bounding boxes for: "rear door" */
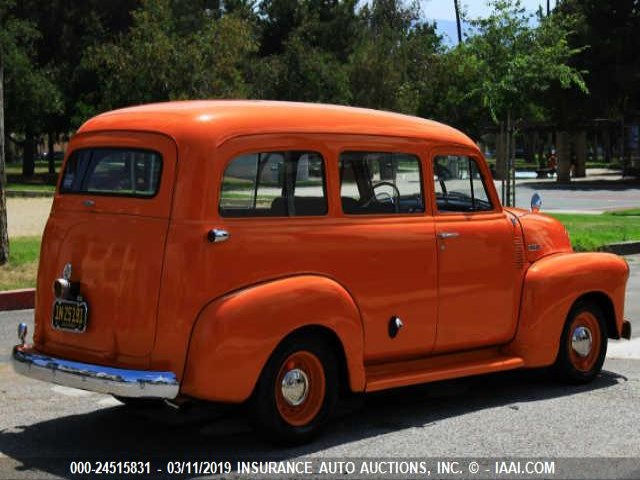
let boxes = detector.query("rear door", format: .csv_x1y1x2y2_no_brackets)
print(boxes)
36,131,177,361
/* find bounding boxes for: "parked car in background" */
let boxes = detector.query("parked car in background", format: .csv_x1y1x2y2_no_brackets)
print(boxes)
13,101,631,444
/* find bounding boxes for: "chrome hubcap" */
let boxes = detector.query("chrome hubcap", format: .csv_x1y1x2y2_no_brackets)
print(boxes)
280,368,309,406
571,326,593,358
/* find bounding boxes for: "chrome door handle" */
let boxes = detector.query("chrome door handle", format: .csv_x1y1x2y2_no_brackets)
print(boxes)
83,199,95,207
438,231,460,239
207,228,230,243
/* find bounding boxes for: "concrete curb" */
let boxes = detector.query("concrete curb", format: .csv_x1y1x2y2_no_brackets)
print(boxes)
0,289,35,311
599,241,640,256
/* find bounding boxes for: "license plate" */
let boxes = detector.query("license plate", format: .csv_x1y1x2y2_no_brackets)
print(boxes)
52,299,88,332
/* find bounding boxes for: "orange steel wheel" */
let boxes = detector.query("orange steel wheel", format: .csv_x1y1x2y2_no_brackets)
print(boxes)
554,301,607,384
275,351,326,427
567,311,602,373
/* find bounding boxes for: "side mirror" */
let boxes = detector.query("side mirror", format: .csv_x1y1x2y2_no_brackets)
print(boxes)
530,192,542,213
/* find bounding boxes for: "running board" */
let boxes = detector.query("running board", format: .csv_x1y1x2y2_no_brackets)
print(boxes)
365,348,525,392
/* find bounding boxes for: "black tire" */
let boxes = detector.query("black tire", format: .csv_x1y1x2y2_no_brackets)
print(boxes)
249,335,339,445
553,301,608,384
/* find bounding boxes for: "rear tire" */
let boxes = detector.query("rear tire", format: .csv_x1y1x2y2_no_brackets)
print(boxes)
250,335,338,445
553,301,607,384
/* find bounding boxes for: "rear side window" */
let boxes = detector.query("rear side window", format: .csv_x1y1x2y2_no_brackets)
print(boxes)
339,151,424,215
61,148,162,197
219,151,327,217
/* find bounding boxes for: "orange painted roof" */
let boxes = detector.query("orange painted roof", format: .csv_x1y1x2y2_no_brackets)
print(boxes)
79,100,476,148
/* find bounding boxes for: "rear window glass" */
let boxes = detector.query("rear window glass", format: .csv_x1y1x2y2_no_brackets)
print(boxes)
61,148,162,197
219,151,327,217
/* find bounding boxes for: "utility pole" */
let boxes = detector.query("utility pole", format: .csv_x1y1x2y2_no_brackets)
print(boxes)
454,0,463,44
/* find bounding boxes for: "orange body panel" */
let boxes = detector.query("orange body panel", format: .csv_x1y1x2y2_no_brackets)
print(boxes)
503,252,629,366
28,101,630,404
181,276,365,402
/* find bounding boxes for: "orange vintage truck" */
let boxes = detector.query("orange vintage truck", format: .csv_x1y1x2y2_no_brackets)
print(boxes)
13,101,631,443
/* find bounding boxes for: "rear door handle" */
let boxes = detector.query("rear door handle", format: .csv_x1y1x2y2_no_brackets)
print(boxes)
207,229,230,243
438,232,460,239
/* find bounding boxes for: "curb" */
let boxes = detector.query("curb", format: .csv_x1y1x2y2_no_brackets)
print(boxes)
599,241,640,256
0,289,35,311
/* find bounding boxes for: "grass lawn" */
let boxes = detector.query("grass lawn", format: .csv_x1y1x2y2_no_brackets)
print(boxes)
549,211,640,251
0,237,41,290
7,183,56,192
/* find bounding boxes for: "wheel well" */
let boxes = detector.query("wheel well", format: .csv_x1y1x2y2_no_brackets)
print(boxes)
280,325,350,395
573,292,619,339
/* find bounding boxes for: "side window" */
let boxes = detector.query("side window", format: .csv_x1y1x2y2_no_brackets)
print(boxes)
339,151,424,215
433,155,493,213
219,151,327,217
61,148,162,197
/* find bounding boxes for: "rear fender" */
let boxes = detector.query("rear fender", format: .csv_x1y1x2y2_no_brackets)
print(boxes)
181,275,365,402
504,252,629,367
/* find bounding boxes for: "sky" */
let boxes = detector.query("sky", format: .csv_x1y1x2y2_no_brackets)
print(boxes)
422,0,558,21
422,0,559,45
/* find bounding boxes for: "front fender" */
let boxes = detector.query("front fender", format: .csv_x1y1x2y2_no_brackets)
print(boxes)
181,275,365,402
504,252,629,367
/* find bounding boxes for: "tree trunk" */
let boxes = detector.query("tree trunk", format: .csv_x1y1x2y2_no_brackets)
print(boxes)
603,128,612,163
22,132,36,177
556,130,571,183
0,60,9,265
574,130,587,177
48,132,56,174
495,124,506,181
505,111,512,206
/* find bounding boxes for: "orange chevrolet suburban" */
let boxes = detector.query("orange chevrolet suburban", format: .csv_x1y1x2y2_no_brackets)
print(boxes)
13,101,631,443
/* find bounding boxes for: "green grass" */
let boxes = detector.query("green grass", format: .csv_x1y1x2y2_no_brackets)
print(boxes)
549,212,640,251
7,183,56,192
10,237,41,265
6,160,62,176
0,236,41,290
606,208,640,216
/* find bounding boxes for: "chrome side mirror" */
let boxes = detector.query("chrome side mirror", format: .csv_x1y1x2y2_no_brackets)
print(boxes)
530,192,542,213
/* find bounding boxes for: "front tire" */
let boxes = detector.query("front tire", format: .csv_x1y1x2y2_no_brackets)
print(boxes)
250,336,338,445
553,301,608,384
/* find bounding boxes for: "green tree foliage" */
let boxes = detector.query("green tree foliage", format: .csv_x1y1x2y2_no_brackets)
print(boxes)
249,0,358,104
1,2,63,177
455,0,586,201
552,0,640,123
349,0,441,113
87,0,256,110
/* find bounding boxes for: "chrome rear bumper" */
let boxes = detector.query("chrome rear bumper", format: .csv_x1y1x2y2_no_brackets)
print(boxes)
12,345,179,399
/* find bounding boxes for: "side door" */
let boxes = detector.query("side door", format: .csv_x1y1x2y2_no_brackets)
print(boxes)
429,149,522,354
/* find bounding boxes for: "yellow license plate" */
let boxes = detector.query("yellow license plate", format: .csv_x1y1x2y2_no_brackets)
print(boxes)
52,300,88,332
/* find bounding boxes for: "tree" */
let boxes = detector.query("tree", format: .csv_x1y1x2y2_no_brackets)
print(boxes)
0,1,41,263
462,0,586,204
86,0,256,110
349,0,441,114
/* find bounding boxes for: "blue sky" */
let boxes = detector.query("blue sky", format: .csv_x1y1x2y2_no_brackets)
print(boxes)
422,0,559,45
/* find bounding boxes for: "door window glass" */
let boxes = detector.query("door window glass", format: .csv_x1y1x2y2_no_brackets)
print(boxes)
339,152,424,215
433,155,493,212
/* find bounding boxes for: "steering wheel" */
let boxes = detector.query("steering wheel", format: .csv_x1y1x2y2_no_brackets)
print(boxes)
363,181,401,212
